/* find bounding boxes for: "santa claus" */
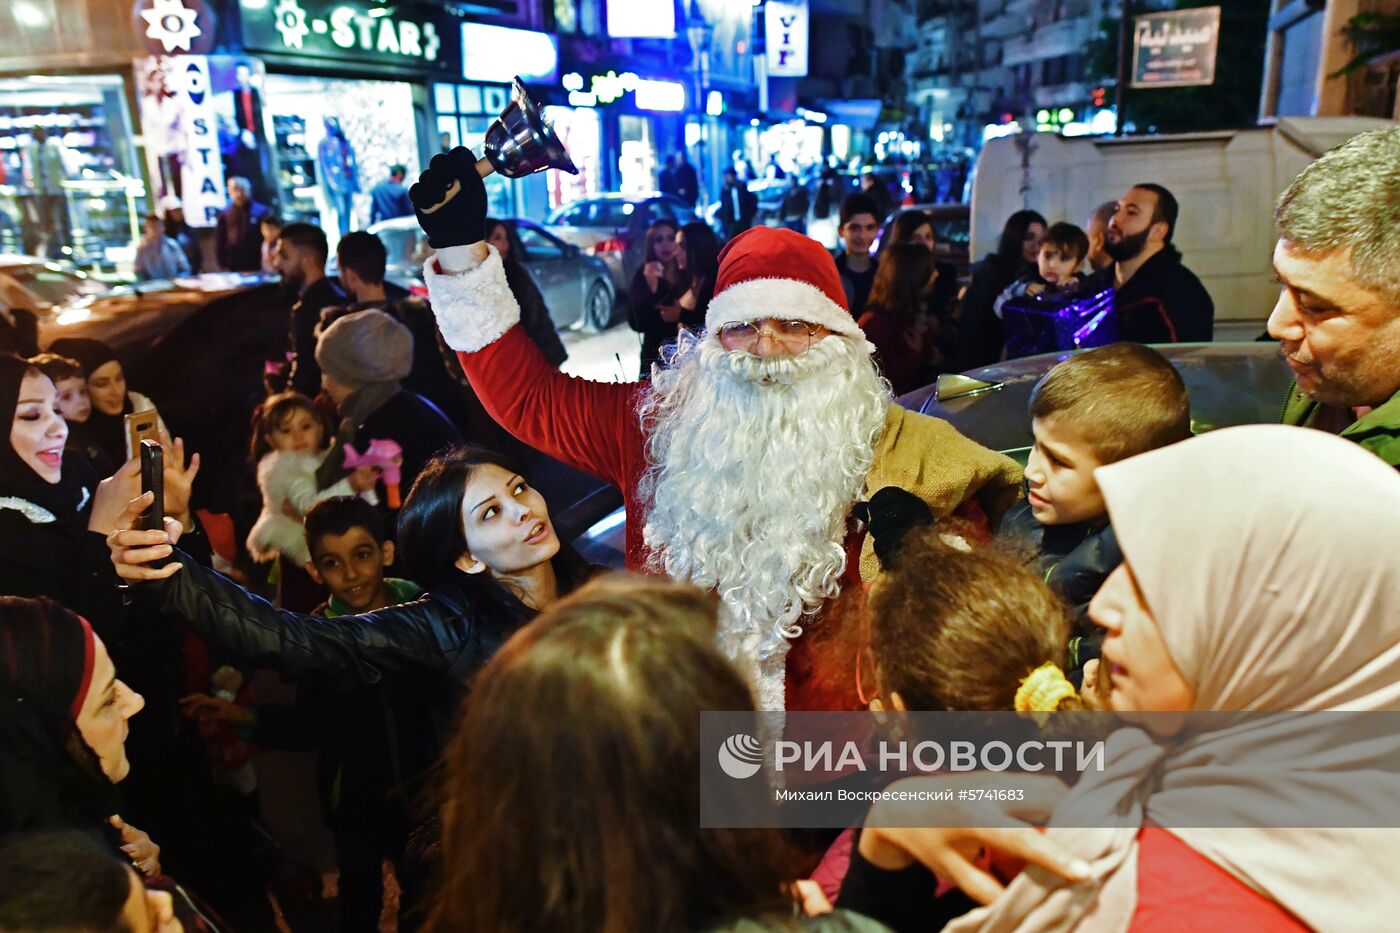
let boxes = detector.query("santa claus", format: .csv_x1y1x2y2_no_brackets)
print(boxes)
411,149,1022,711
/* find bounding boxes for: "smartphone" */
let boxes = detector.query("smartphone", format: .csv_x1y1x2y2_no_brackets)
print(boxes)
125,410,161,461
139,439,164,533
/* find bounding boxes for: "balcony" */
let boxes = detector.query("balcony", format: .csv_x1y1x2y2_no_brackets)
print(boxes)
1002,18,1085,66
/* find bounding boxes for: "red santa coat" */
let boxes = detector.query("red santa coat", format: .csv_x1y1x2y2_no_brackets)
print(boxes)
426,247,1023,710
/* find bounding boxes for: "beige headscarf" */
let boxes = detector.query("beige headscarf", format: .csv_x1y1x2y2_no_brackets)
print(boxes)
945,425,1400,933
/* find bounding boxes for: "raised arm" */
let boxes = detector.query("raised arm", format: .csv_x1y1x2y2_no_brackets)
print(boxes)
409,148,642,490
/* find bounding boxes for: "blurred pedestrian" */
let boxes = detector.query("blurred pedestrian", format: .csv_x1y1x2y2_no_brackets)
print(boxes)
836,194,881,317
1085,200,1116,272
484,219,567,367
880,210,958,323
780,174,809,234
161,199,202,274
957,209,1046,369
369,164,413,225
274,222,346,397
715,169,756,240
628,218,681,377
258,214,281,275
858,172,893,226
858,242,942,395
134,213,190,281
673,151,699,206
658,153,679,198
214,176,270,273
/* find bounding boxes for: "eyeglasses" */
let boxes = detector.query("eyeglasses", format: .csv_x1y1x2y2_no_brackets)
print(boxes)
718,319,825,353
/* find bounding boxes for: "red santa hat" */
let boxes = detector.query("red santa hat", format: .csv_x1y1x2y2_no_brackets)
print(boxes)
704,227,870,344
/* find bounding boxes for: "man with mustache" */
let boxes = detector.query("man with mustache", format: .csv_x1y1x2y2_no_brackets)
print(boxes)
409,148,1022,712
1273,128,1400,468
1100,183,1214,343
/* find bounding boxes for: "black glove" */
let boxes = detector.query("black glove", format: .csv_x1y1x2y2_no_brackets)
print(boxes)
410,147,487,250
853,486,934,570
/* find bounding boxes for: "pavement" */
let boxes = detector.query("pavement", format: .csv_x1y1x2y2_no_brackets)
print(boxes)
560,322,642,382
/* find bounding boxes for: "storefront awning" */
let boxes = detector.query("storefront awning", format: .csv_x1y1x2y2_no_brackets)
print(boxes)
816,99,882,130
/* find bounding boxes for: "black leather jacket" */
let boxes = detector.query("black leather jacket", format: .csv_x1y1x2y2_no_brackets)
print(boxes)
132,550,530,691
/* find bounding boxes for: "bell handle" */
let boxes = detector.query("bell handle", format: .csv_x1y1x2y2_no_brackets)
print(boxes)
416,157,496,216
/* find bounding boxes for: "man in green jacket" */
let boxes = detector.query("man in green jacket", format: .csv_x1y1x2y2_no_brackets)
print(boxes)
1270,127,1400,469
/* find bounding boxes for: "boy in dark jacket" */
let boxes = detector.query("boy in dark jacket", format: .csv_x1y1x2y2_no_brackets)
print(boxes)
180,497,445,932
998,343,1192,677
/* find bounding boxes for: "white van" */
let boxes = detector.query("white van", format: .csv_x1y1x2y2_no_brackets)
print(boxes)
969,116,1396,335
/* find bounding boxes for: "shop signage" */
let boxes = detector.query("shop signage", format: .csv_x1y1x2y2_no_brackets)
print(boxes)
461,24,558,84
605,0,675,38
560,71,686,112
765,0,809,78
239,0,459,73
1131,6,1220,88
133,0,217,55
176,57,228,227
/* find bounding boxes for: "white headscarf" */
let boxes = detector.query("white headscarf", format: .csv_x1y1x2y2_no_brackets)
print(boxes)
946,425,1400,932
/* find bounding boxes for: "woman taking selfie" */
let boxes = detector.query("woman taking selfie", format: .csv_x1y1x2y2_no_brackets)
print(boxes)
108,446,594,689
628,218,681,377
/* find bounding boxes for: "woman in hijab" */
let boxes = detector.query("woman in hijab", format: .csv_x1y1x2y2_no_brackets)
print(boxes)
861,425,1400,930
44,337,166,470
0,596,150,863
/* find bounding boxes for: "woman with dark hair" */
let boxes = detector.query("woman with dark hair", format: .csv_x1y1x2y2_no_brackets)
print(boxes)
857,243,943,396
0,354,196,625
627,218,681,377
484,218,567,368
107,445,594,690
955,209,1046,370
429,574,890,933
44,337,167,470
0,596,152,866
0,598,225,932
880,210,959,323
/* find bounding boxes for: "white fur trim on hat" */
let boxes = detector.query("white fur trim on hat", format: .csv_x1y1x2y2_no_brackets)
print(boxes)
703,277,873,352
422,244,522,353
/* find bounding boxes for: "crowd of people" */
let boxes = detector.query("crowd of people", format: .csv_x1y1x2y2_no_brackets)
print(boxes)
2,125,1399,933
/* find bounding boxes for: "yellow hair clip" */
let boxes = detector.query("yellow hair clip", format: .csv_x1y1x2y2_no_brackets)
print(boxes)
1014,661,1077,714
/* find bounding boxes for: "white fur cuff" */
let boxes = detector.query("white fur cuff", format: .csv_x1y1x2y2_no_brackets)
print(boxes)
422,244,522,353
704,277,870,346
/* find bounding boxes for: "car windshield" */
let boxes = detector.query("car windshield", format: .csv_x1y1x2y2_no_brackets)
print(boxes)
546,200,637,228
7,265,109,304
377,226,431,269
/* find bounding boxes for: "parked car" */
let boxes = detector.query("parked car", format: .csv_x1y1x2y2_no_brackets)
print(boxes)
0,254,132,311
365,215,617,332
543,193,702,292
572,341,1295,567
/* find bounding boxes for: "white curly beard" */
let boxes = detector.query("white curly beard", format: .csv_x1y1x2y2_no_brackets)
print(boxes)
637,331,891,709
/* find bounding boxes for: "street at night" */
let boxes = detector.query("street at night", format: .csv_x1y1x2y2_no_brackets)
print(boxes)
2,1,1400,930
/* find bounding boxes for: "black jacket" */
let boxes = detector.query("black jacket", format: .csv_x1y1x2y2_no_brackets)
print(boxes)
288,276,348,397
628,269,709,378
999,499,1120,675
957,252,1026,370
214,201,270,273
1093,247,1214,344
502,259,568,369
716,184,758,238
134,551,530,691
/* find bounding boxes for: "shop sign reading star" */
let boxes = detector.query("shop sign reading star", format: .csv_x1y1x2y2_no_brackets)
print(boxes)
274,0,311,49
141,0,203,53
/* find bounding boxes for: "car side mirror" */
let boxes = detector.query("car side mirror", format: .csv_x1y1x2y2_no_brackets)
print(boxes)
565,242,580,257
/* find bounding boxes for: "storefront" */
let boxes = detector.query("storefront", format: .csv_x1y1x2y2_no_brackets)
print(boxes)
543,62,689,208
0,74,145,263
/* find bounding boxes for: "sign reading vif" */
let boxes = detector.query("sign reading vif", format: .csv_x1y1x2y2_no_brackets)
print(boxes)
765,0,809,78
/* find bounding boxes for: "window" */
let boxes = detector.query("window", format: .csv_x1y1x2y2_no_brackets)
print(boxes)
516,223,565,259
433,82,516,216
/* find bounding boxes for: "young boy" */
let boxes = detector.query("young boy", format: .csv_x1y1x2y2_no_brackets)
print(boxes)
999,342,1192,674
993,221,1091,318
835,193,882,316
28,352,112,478
180,497,441,931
